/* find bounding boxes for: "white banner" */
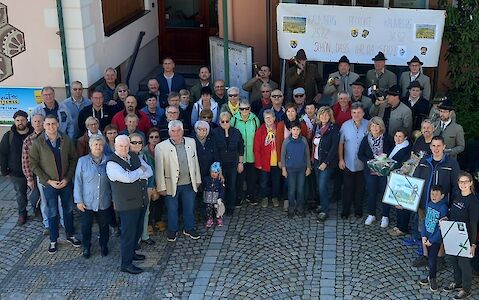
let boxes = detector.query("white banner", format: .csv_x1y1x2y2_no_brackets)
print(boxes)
277,4,446,67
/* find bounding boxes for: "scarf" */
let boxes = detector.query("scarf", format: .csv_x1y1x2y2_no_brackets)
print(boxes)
367,134,384,157
389,139,409,159
264,125,276,147
228,101,239,115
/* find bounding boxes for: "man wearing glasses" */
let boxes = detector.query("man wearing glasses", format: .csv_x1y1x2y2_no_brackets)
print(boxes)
259,89,285,123
251,83,272,117
212,80,227,106
242,65,278,103
64,81,91,139
158,106,183,141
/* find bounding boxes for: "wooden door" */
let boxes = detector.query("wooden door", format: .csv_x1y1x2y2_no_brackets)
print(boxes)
159,0,210,65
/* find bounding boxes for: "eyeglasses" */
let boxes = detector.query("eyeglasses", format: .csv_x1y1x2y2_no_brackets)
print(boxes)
149,135,160,139
87,123,99,126
130,141,143,145
118,90,128,93
220,120,230,123
239,107,250,111
167,111,179,114
261,90,271,93
72,88,82,91
271,95,283,98
228,94,238,97
294,94,305,98
215,85,224,88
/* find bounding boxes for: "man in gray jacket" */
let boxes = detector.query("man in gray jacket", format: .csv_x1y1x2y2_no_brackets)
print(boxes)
323,55,359,102
433,98,465,158
370,85,412,137
366,51,397,96
399,56,431,101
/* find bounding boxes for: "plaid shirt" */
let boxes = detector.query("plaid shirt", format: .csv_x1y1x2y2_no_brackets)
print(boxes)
22,131,40,183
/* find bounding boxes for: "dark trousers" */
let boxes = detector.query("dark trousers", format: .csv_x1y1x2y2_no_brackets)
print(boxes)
427,242,441,279
11,176,28,217
223,165,238,211
149,198,164,224
259,167,281,199
81,208,112,249
447,255,473,292
42,182,74,242
396,208,411,233
236,162,257,202
118,208,145,268
342,168,365,216
364,171,387,216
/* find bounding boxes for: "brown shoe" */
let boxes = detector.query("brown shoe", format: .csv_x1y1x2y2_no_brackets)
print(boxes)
147,225,154,235
155,221,166,232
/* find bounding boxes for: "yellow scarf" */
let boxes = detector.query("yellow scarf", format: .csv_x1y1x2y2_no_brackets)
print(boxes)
228,101,239,115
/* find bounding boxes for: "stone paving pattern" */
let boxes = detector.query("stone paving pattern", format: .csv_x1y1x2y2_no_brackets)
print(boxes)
0,176,477,299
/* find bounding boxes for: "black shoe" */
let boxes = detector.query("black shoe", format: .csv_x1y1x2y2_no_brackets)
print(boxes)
141,238,155,245
66,236,81,247
120,265,143,274
167,231,178,242
412,256,428,267
419,277,429,286
444,282,463,292
48,242,57,254
453,290,471,299
17,215,27,225
288,211,294,219
296,209,305,218
100,246,109,257
429,278,438,292
183,229,200,240
133,253,146,261
83,247,91,259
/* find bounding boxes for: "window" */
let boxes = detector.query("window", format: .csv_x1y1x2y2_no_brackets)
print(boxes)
101,0,147,36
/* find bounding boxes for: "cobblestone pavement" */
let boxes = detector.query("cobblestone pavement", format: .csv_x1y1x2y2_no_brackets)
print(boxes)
0,176,477,299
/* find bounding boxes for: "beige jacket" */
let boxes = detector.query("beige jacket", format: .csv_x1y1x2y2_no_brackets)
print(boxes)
155,137,201,196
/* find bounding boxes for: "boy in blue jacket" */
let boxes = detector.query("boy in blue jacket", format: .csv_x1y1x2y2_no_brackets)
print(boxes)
419,185,449,292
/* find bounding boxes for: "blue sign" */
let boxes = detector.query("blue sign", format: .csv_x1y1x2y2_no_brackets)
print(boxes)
0,87,42,124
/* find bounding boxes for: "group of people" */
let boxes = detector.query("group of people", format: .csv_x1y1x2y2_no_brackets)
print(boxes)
0,51,476,297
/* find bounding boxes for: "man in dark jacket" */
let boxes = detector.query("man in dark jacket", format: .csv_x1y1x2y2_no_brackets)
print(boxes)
0,110,33,224
285,49,323,104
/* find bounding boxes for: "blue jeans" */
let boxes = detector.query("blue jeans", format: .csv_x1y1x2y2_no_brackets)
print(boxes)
314,161,333,214
259,167,281,199
81,207,112,249
164,184,196,232
42,182,74,242
222,165,238,211
287,169,306,211
364,170,387,216
118,208,144,268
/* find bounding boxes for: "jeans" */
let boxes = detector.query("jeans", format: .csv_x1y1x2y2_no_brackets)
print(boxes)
427,243,441,279
411,212,420,240
141,199,151,241
10,176,27,217
164,184,196,232
314,161,333,214
118,208,145,268
222,165,238,211
259,167,281,199
39,179,64,228
364,171,387,216
342,168,365,216
236,162,257,202
287,169,306,211
42,182,74,242
81,208,112,249
447,255,473,292
396,208,411,233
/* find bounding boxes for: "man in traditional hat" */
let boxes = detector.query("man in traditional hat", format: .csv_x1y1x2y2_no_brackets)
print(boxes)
432,98,464,158
366,51,397,95
285,49,324,104
323,55,360,102
401,81,431,131
350,80,373,117
399,56,431,101
370,84,412,137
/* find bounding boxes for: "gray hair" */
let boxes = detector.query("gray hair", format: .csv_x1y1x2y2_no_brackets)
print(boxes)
260,82,271,91
219,111,231,120
263,109,275,119
337,91,351,100
31,113,45,121
194,120,210,136
115,134,130,145
124,113,139,122
88,134,106,147
41,86,55,94
351,102,364,111
239,99,250,107
168,120,184,131
129,132,144,144
104,67,117,75
227,86,239,95
85,116,99,127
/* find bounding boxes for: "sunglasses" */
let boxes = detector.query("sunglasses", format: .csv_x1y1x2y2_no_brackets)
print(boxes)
261,90,271,93
118,90,128,93
271,95,282,98
294,94,305,98
149,135,160,139
228,94,239,97
130,141,143,145
239,107,250,111
221,120,230,123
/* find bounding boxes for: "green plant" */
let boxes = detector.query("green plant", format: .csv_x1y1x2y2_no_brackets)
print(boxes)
439,0,479,139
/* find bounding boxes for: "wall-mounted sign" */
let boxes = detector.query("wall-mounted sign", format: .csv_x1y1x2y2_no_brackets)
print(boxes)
0,87,42,125
0,2,26,82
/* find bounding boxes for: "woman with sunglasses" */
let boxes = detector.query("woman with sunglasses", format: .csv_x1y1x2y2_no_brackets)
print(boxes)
211,111,244,215
110,83,130,113
129,133,155,246
220,87,241,116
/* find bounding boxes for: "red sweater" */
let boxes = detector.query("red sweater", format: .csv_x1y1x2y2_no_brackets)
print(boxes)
332,102,352,127
111,110,152,134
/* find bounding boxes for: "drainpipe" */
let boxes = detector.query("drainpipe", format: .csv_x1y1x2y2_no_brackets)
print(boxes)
266,0,271,67
222,0,230,86
56,0,71,97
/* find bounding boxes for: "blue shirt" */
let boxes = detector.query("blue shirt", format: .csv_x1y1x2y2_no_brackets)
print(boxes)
63,97,92,138
340,119,368,172
73,154,112,211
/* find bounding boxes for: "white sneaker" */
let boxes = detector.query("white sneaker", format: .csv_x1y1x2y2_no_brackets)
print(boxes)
380,216,389,228
283,200,289,212
364,215,376,225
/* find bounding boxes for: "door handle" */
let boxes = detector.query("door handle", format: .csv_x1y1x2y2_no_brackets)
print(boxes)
199,24,204,28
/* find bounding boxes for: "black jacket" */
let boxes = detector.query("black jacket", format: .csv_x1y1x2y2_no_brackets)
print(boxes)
0,125,33,177
390,144,412,170
402,97,431,131
358,134,395,168
211,126,244,167
77,104,113,136
413,154,460,208
312,123,340,168
194,134,218,178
